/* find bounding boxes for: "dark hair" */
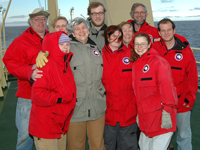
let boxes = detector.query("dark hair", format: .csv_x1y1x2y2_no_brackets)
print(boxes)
103,25,123,46
157,18,175,31
87,2,106,15
130,32,151,62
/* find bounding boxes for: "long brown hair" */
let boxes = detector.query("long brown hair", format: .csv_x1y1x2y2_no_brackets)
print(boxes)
103,25,123,45
130,32,151,62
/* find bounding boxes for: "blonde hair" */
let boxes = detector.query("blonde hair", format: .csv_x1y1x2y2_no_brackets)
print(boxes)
51,16,68,28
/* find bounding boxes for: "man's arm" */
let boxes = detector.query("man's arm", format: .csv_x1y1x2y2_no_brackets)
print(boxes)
3,41,34,80
184,48,198,107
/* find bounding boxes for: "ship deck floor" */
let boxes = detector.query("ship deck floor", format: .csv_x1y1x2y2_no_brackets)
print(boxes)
0,79,199,150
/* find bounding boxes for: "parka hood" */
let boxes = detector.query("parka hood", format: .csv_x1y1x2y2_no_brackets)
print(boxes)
42,31,73,67
173,34,190,50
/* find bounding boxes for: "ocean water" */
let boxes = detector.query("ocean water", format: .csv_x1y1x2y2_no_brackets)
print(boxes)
1,20,200,83
3,20,200,49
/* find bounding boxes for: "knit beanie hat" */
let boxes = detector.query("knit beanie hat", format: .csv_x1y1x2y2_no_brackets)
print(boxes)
59,33,70,44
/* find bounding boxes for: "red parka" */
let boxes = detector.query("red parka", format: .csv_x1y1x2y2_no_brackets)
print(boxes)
152,34,198,113
127,20,160,49
102,44,137,127
29,31,76,139
132,48,178,137
3,27,49,99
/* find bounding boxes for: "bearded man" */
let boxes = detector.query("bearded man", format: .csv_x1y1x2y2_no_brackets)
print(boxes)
127,3,160,48
87,1,107,51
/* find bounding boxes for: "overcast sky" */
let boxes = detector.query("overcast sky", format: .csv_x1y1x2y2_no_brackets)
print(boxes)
0,0,200,26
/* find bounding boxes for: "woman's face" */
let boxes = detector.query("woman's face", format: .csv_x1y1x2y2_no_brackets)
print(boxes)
108,30,122,51
59,43,70,53
134,36,150,57
72,22,89,44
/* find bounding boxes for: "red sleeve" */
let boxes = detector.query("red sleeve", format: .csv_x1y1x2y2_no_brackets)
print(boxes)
31,70,61,107
3,40,34,80
184,48,198,107
157,57,178,113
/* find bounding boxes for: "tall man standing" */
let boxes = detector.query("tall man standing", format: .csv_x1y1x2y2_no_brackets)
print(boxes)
3,8,50,150
87,2,107,51
128,3,160,48
152,18,198,150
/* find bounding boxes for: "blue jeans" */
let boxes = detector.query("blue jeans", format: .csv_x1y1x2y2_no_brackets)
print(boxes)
177,111,192,150
15,97,33,150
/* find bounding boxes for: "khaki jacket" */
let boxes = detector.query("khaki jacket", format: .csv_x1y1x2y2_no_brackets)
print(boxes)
69,35,106,122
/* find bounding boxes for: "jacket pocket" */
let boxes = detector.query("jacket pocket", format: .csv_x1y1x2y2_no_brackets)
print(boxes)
70,60,85,83
49,104,70,134
72,93,86,119
171,66,184,87
91,55,103,80
96,82,106,113
138,78,159,100
141,98,162,133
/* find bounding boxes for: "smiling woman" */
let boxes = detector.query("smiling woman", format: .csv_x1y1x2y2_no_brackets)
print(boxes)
66,17,106,150
131,32,178,150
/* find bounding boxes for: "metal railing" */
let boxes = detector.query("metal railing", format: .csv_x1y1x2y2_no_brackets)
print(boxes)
191,47,200,78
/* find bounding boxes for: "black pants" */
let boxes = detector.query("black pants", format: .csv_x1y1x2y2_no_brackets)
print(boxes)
104,123,138,150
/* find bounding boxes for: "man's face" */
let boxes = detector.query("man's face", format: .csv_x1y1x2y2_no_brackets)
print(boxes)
54,19,67,32
29,15,47,34
158,22,175,42
132,6,147,25
89,5,105,29
121,24,133,46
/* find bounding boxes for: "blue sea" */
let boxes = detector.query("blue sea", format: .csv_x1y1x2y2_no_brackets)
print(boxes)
1,20,200,84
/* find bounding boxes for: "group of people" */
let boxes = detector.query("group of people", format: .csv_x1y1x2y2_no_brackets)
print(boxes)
2,1,198,150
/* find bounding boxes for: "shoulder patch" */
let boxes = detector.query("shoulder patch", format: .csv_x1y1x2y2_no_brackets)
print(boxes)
175,53,183,61
143,64,150,73
92,49,100,57
122,57,130,65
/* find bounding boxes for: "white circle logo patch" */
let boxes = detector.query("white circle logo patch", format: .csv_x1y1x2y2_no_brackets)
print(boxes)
175,53,183,61
122,57,130,65
92,50,100,57
143,64,150,73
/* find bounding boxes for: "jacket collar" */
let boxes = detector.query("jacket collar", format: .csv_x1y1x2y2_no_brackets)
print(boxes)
69,34,97,46
104,44,124,54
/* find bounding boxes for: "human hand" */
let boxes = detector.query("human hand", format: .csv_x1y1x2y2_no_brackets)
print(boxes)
183,103,190,108
36,51,49,68
31,69,43,81
136,114,139,127
32,64,37,70
161,110,172,129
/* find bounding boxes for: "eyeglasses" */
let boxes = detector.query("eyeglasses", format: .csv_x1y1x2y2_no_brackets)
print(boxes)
90,12,104,16
33,17,47,22
134,43,148,48
133,11,146,15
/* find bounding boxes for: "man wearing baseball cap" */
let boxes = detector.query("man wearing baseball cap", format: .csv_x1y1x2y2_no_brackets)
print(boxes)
3,8,50,150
